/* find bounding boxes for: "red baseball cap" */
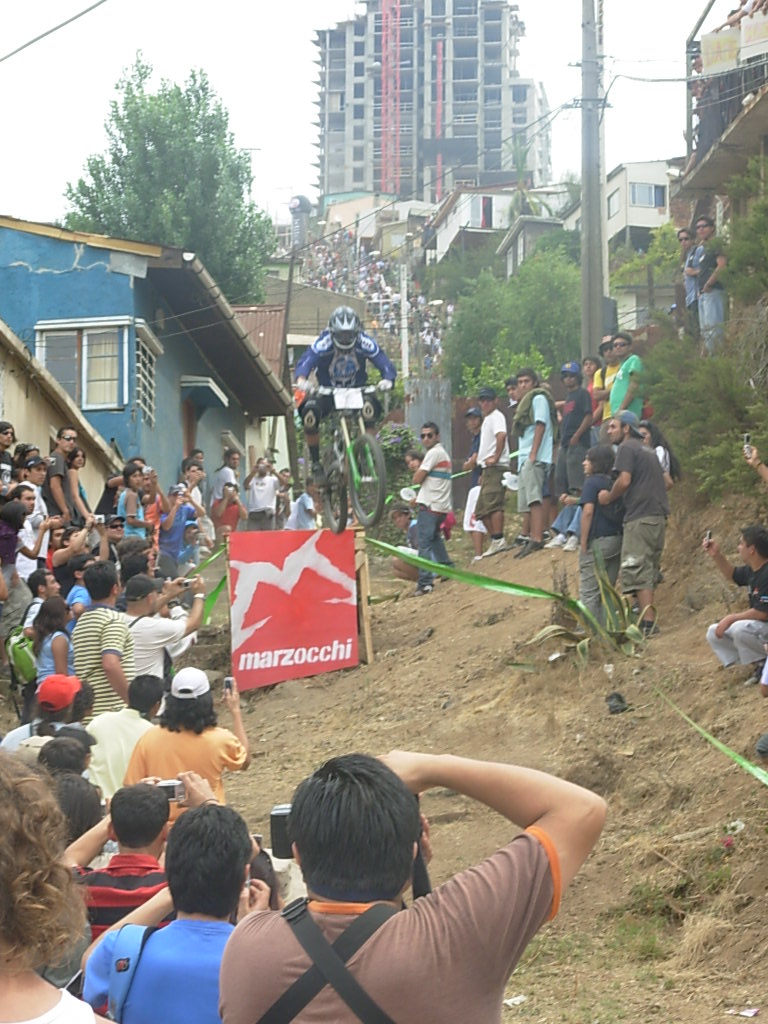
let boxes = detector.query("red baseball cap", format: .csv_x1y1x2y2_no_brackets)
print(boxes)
37,674,82,712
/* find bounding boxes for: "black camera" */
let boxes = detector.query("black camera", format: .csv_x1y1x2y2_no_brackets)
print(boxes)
270,803,292,859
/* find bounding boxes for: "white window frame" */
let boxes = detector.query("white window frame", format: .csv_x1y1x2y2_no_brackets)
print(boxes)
607,189,620,219
629,182,666,209
35,317,129,410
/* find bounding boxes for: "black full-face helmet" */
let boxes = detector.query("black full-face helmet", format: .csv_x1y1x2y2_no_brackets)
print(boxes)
328,306,361,351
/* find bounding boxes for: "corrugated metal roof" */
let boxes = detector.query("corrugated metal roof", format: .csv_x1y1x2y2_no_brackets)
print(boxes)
232,305,286,379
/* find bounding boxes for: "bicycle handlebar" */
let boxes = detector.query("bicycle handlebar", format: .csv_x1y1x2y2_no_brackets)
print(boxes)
313,385,378,396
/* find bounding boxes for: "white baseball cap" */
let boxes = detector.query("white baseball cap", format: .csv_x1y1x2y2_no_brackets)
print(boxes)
170,667,210,699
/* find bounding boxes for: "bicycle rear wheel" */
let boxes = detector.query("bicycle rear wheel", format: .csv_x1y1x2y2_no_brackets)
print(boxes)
322,461,348,533
349,433,387,528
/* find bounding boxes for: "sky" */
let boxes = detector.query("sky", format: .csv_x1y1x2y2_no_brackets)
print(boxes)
0,1,725,227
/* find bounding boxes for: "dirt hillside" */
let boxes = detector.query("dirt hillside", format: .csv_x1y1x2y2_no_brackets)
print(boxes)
4,487,768,1022
222,490,768,1023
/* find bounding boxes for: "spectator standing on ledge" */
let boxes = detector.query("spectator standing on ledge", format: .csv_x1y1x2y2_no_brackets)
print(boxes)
691,215,727,355
42,426,78,523
608,334,644,419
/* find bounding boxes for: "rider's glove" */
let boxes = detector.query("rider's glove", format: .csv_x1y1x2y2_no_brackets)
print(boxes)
377,378,394,392
295,377,308,390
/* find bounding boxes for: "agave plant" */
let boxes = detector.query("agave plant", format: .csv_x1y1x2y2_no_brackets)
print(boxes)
527,547,646,663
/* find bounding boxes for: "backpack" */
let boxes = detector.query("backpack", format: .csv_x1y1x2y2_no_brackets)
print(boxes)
5,601,38,686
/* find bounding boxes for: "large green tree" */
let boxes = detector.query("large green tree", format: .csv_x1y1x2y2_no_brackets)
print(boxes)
65,56,274,302
443,248,581,391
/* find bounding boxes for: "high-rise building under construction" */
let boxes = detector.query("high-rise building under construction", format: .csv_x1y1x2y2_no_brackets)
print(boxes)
314,0,551,203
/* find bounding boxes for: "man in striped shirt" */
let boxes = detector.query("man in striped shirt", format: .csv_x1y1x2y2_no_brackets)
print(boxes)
64,783,169,939
72,560,135,718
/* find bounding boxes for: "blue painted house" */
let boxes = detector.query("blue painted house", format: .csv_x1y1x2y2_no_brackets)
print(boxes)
0,216,291,489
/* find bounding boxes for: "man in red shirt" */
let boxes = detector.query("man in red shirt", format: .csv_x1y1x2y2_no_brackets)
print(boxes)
63,783,169,939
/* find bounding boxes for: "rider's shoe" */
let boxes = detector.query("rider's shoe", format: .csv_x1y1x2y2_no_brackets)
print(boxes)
312,462,327,486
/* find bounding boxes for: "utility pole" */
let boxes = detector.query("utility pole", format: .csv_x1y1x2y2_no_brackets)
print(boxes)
581,0,604,358
281,252,301,485
400,260,409,380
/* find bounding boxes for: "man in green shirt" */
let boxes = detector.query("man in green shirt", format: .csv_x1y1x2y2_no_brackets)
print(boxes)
609,333,644,419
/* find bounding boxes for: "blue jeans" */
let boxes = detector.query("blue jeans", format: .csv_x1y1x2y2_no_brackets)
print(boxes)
551,504,581,536
416,508,451,588
699,289,726,355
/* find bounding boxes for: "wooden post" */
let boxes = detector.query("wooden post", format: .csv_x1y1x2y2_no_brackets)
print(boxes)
354,527,374,665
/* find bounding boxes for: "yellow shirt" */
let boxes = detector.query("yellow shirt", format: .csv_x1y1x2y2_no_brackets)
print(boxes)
594,365,620,421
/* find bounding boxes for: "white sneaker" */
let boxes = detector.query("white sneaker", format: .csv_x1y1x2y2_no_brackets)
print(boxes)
482,537,509,557
544,533,567,549
564,534,580,552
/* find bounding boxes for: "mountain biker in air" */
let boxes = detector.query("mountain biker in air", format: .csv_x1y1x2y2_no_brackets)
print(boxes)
294,306,397,483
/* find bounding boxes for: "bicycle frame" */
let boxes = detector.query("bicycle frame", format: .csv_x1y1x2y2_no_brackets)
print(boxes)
336,412,370,491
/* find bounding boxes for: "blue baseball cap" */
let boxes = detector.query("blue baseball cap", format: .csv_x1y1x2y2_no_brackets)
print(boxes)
560,361,581,376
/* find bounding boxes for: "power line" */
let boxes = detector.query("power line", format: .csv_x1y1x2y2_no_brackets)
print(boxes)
0,1,111,65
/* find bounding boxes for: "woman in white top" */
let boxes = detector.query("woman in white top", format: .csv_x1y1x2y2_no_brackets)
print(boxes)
0,752,106,1023
638,419,682,491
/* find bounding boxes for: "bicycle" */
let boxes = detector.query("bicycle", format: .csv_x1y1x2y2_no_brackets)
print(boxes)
302,385,388,534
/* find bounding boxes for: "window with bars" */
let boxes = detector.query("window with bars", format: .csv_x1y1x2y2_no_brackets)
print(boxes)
136,338,156,426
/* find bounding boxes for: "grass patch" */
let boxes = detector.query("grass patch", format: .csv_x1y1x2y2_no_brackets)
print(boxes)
610,915,669,961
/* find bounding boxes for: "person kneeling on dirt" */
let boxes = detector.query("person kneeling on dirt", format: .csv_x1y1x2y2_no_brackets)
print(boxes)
218,750,606,1024
703,525,768,683
294,306,396,484
389,503,418,582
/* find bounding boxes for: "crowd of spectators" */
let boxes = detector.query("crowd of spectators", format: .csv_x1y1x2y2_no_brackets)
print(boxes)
393,332,680,640
0,727,604,1024
300,225,450,375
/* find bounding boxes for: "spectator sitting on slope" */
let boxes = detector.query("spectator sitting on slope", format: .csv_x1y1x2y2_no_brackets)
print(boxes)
703,525,768,684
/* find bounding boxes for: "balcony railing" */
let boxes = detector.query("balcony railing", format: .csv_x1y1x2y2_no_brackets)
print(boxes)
683,1,768,187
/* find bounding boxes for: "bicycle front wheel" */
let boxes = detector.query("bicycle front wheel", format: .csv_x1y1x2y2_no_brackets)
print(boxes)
349,434,387,528
322,461,348,534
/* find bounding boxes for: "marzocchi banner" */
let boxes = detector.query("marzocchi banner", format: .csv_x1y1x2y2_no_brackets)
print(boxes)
228,530,358,689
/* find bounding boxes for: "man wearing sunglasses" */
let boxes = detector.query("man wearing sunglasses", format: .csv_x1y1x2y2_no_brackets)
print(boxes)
608,334,644,420
691,216,727,354
42,425,78,523
411,422,453,595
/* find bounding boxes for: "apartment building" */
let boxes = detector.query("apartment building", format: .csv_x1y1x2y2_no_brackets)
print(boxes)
314,0,551,204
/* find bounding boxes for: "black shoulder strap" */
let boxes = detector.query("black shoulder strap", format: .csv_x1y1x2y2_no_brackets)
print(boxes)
257,898,397,1024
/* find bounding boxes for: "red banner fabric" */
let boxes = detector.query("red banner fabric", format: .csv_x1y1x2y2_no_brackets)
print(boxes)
228,530,359,689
